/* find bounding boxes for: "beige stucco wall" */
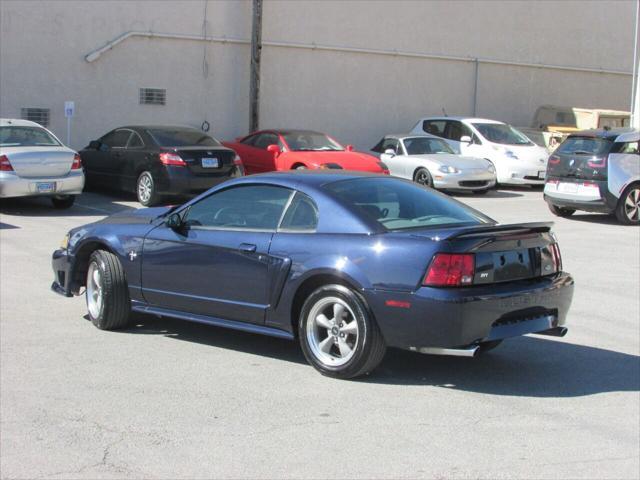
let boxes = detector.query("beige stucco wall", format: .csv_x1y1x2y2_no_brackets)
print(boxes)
0,0,635,151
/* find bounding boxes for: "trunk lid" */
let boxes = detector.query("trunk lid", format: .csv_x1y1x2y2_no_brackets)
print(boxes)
546,136,613,181
169,147,237,176
1,146,76,178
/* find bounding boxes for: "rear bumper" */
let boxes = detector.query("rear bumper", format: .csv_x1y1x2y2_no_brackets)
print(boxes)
160,166,241,196
0,170,84,198
364,272,574,350
544,179,616,213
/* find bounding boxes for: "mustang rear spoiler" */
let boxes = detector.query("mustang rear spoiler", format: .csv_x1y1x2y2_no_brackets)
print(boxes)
418,222,554,241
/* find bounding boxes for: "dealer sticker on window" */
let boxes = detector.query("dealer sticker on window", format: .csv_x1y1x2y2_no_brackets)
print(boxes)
201,158,219,168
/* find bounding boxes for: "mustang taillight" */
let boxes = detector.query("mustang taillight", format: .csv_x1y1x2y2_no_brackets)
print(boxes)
159,152,187,166
0,154,14,172
71,154,82,170
550,243,562,271
423,253,475,287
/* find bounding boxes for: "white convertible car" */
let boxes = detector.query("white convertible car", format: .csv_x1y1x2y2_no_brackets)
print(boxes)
371,134,496,193
0,119,84,208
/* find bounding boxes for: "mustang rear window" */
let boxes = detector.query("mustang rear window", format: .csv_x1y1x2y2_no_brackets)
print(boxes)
325,178,490,230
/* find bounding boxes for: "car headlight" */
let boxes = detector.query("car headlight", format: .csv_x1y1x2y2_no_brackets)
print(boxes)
60,233,70,249
486,162,496,173
438,165,459,174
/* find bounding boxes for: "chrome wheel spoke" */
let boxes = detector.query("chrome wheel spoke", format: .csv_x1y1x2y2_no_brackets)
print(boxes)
316,314,332,330
341,320,358,335
337,338,352,357
319,336,334,354
332,303,345,321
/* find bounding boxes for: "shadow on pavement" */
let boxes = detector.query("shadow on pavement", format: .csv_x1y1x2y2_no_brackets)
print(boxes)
561,213,623,226
0,192,137,217
119,313,639,397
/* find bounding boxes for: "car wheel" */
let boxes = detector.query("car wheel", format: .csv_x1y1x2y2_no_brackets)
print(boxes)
547,203,575,218
299,284,386,379
615,183,640,225
414,168,433,187
86,250,131,330
51,195,75,209
478,339,502,353
137,171,160,206
295,165,307,170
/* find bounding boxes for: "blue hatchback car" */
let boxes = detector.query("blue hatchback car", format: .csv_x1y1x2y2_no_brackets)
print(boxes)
52,171,574,378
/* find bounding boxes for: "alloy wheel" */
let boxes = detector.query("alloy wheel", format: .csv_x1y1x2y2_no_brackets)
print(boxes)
305,296,359,367
624,187,640,222
86,262,103,319
138,174,153,204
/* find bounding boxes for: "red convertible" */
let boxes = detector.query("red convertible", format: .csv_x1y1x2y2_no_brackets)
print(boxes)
223,129,388,175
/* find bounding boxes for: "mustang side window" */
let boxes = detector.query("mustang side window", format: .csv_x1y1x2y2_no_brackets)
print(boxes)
279,192,319,232
184,185,293,231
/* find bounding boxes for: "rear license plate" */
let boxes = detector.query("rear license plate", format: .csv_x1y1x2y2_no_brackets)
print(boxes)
201,158,219,168
36,182,55,193
538,171,545,179
559,182,578,193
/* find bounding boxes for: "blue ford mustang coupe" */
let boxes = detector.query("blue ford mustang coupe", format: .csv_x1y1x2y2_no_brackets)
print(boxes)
52,172,574,378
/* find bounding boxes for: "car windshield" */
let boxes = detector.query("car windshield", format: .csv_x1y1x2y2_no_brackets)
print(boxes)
403,137,454,155
472,123,533,146
147,128,221,147
0,126,61,147
555,136,612,155
325,177,490,231
282,132,343,151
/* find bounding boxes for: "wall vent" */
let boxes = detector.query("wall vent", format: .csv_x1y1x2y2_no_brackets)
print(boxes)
139,88,166,105
20,108,50,127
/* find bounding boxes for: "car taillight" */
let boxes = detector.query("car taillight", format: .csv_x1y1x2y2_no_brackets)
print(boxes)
550,243,562,271
159,152,187,166
587,156,607,169
423,253,475,287
71,154,82,169
233,154,245,176
377,161,390,175
0,155,13,172
548,155,560,165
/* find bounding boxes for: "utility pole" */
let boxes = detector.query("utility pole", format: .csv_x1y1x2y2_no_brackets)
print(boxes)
249,0,262,132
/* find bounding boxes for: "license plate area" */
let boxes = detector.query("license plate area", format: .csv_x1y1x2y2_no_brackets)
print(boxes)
201,157,219,168
492,249,533,282
36,182,56,193
558,182,578,193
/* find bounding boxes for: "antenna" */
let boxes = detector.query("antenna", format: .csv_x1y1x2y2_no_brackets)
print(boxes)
442,108,447,117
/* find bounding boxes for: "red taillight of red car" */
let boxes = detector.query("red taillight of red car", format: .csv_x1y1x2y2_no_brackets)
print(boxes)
159,152,187,166
0,155,13,172
71,154,82,170
587,156,607,169
423,253,475,287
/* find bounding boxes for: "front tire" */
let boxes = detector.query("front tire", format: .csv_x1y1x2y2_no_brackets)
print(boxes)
299,284,386,379
51,195,75,209
86,250,131,330
615,183,640,225
136,171,160,206
547,202,575,218
414,168,433,188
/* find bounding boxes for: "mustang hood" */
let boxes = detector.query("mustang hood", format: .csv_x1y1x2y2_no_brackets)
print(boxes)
96,206,173,225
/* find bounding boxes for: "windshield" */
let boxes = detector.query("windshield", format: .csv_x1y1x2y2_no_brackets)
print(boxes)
0,126,61,147
403,137,454,155
282,132,343,151
472,123,533,146
555,136,612,156
147,128,221,147
325,177,490,231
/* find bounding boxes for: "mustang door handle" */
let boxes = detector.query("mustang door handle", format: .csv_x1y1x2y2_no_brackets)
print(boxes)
238,243,257,253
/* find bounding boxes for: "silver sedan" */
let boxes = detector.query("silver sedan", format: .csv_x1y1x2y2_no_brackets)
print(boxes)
372,134,496,193
0,119,84,208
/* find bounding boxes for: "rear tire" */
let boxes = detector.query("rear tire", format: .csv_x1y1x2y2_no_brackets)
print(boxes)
136,171,161,207
547,203,575,217
86,250,131,330
299,284,386,379
615,183,640,225
51,195,75,209
414,168,433,188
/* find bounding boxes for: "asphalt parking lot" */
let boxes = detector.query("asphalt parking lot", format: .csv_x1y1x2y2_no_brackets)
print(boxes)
1,187,638,479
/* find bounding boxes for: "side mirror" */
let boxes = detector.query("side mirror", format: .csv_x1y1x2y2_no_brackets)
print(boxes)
166,212,184,230
267,144,281,157
383,148,396,157
346,145,354,152
460,135,472,144
88,140,101,150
